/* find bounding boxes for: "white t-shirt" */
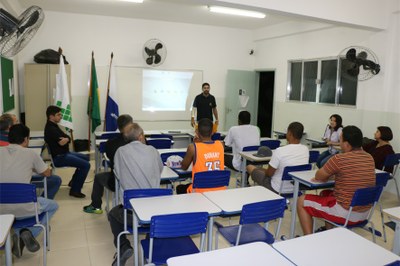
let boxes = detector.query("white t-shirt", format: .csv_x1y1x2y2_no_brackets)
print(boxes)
224,124,260,170
269,144,309,193
0,144,48,217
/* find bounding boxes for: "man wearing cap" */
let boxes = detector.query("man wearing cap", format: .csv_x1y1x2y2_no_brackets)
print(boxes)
247,122,309,194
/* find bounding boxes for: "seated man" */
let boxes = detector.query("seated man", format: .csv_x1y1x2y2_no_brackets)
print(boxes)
107,123,163,266
176,118,225,194
297,125,376,235
44,105,90,198
224,110,260,171
0,124,59,258
247,122,309,194
83,114,133,214
0,113,61,199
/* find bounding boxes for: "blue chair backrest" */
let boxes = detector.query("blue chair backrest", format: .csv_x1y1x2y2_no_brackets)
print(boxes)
243,145,260,152
350,186,383,207
192,170,231,190
376,172,390,187
211,132,221,141
150,212,208,238
123,188,173,209
309,150,320,164
99,141,107,153
383,153,400,168
149,134,173,140
240,198,286,225
147,139,172,149
281,164,312,181
160,152,186,163
99,132,120,140
260,140,281,150
0,183,37,204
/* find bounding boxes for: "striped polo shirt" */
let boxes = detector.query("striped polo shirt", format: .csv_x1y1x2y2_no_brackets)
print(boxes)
323,149,375,211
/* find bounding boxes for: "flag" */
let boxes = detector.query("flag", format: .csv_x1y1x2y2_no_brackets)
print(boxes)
104,54,119,131
87,53,101,133
55,55,73,129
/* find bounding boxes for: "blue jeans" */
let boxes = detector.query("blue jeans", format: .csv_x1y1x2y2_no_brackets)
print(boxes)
15,197,59,237
31,175,62,199
53,152,90,193
316,150,334,168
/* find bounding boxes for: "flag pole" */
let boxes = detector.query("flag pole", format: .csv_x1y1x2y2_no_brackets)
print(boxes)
58,46,76,151
88,51,94,152
103,52,114,131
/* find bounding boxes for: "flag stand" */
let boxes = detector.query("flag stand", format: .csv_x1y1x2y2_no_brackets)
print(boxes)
104,52,114,131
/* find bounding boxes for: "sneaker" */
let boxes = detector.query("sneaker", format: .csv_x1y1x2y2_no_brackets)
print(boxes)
111,246,133,266
69,190,86,198
20,229,40,253
83,205,103,214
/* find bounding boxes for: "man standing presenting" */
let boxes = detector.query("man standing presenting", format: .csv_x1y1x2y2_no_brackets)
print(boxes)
191,82,219,129
44,105,90,198
297,126,376,235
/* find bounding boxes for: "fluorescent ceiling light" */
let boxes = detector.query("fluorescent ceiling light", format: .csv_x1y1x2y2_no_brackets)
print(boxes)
208,6,266,19
119,0,143,3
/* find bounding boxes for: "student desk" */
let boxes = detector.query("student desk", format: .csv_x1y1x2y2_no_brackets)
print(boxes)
239,151,272,188
383,206,400,255
203,186,283,215
167,241,294,266
273,228,400,266
129,193,222,266
0,214,15,266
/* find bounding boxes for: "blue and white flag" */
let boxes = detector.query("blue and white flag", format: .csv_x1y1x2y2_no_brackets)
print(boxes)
105,60,119,131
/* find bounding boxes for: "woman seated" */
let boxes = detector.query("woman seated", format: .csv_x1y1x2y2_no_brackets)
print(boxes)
363,126,395,172
316,114,343,168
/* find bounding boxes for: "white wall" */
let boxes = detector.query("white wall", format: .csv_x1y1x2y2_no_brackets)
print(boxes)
17,11,255,138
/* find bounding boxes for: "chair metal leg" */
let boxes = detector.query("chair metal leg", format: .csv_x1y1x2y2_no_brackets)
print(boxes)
105,189,110,213
393,178,400,202
379,203,387,242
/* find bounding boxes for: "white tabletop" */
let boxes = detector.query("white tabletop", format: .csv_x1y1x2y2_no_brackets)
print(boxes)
239,150,273,163
384,206,400,220
28,139,45,148
203,186,283,215
158,148,187,154
29,130,44,139
161,166,179,181
130,193,221,224
289,169,335,188
306,137,326,144
0,214,15,246
167,241,294,266
273,228,400,266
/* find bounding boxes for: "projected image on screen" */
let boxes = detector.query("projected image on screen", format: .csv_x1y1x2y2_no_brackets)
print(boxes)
142,69,193,111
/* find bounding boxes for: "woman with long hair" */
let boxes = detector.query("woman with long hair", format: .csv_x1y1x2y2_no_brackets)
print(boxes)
316,114,343,168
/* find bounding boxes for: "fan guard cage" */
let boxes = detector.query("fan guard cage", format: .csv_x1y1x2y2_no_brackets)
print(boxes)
142,38,167,67
339,46,380,81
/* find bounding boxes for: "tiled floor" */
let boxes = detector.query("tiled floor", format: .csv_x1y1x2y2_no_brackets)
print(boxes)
1,163,399,266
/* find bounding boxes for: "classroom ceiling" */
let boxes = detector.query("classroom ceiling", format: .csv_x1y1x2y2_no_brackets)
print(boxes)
13,0,307,30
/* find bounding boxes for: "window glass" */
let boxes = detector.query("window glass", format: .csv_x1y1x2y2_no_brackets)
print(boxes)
319,60,337,104
302,61,318,102
289,62,302,101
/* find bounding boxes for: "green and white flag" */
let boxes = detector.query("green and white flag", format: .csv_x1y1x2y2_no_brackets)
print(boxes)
55,55,73,129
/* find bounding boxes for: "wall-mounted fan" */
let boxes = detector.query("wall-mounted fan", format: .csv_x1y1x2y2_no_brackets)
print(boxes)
0,6,44,58
142,39,167,67
339,46,381,81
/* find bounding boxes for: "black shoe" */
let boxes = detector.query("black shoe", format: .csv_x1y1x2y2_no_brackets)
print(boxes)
68,180,73,187
111,246,133,266
20,229,40,253
316,226,327,233
11,233,24,258
69,191,86,198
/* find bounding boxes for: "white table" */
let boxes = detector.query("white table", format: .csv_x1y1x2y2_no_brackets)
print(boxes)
167,241,294,266
0,214,15,266
383,206,400,255
29,130,44,139
129,193,222,266
203,186,283,215
273,228,400,266
239,150,272,187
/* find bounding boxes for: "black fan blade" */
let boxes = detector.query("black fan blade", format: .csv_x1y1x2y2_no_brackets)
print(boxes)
145,47,155,56
0,8,19,35
18,10,39,33
155,42,163,51
146,56,154,65
346,48,357,61
154,53,161,64
347,66,360,77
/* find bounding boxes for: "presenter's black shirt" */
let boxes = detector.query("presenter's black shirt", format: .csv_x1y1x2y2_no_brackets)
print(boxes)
44,120,70,157
193,93,216,121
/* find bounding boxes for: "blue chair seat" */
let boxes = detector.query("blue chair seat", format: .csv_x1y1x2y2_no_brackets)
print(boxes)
214,223,275,245
141,237,200,265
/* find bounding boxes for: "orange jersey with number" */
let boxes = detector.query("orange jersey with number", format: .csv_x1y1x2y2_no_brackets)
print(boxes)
187,141,225,193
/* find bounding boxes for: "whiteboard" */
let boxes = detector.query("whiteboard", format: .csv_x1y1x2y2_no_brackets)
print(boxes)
96,66,203,122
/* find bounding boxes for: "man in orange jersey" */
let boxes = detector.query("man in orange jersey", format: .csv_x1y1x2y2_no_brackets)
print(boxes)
176,118,225,194
297,126,375,235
